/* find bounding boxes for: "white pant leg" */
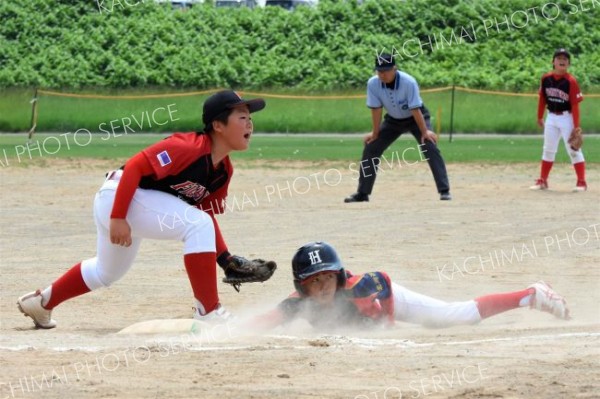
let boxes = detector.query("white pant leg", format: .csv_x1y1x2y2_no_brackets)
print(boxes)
556,113,584,164
120,187,215,254
542,114,562,162
392,283,481,328
81,182,215,290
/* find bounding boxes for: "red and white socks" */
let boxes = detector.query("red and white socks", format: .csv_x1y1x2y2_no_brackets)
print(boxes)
184,252,219,316
475,288,534,319
38,254,219,317
536,160,587,190
41,262,90,310
573,161,587,190
540,160,553,183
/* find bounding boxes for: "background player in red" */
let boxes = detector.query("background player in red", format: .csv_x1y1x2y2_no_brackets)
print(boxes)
252,242,570,330
17,90,271,329
531,48,586,192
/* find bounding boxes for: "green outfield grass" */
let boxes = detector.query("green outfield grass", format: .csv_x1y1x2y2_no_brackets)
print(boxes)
1,88,599,134
0,133,597,167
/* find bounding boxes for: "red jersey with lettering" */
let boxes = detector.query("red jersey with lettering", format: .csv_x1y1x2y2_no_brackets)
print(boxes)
537,72,583,126
138,132,231,214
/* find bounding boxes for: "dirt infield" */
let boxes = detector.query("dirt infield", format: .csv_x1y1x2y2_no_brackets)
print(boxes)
1,159,599,399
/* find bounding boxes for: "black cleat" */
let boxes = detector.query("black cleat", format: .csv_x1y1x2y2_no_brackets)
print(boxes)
344,192,369,203
440,192,452,201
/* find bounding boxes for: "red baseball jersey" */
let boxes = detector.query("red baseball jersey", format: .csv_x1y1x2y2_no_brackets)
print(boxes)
539,73,583,113
139,132,232,214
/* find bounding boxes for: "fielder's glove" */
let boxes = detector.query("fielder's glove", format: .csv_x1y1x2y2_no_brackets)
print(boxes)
568,127,583,151
218,254,277,292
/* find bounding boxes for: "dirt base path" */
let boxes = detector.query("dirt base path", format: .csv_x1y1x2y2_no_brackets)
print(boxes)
1,159,598,399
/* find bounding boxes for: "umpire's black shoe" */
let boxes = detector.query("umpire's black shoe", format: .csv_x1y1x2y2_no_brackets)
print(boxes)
344,192,369,203
440,192,452,201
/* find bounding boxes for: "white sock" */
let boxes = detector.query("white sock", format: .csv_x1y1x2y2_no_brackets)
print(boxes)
519,292,533,307
40,286,52,308
193,299,206,315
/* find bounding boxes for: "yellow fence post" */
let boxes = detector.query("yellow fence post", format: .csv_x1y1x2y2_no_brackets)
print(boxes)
436,106,441,139
449,85,455,143
27,88,39,143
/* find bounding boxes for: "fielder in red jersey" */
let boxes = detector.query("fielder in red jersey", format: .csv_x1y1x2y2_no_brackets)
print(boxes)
531,48,586,192
17,90,268,329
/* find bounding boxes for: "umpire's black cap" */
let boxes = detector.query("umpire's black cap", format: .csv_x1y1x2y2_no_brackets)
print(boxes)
202,90,265,132
553,48,571,60
374,53,396,71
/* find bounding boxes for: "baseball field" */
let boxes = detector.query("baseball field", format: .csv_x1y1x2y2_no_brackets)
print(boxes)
2,1,600,397
1,135,598,398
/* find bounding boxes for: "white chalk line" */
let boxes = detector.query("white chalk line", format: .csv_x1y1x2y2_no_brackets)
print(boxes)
325,332,600,348
0,332,597,352
0,344,319,353
438,332,600,346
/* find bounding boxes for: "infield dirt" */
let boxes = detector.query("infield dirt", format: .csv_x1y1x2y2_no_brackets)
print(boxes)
1,159,598,399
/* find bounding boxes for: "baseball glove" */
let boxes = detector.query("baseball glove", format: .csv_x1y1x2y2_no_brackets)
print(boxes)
568,127,583,151
221,255,277,292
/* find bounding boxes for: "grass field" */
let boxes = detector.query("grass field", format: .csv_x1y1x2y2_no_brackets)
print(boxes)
1,88,599,134
0,133,597,166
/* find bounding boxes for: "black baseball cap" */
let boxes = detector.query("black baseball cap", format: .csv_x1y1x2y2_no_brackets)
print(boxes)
553,48,571,60
374,53,396,71
202,90,266,131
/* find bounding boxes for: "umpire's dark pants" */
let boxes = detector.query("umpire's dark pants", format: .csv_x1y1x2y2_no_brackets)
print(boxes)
357,108,450,195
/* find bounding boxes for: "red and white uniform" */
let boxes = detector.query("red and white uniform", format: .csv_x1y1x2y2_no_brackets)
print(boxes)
19,90,266,327
262,271,485,330
537,72,585,164
81,133,230,290
38,132,233,316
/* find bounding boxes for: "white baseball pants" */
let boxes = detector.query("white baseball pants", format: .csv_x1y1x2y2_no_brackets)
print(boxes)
392,283,481,327
542,112,585,164
80,174,215,290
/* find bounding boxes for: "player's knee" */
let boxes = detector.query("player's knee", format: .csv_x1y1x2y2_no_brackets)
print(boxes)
186,223,215,244
423,141,439,153
184,211,213,236
96,272,118,287
84,263,124,289
183,235,216,254
96,262,130,287
183,212,216,253
543,151,557,161
363,147,384,160
567,148,583,161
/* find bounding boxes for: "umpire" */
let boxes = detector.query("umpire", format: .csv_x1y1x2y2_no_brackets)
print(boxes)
344,54,452,202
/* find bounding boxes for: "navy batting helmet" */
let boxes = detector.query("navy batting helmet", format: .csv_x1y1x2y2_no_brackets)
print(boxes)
291,241,347,295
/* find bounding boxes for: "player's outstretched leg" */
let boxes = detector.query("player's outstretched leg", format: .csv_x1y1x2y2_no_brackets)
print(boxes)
394,281,571,328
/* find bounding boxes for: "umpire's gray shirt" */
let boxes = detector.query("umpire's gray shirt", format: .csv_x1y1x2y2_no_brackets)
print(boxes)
366,71,423,119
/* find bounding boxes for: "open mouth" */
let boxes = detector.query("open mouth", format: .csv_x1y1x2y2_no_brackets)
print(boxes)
244,133,251,139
